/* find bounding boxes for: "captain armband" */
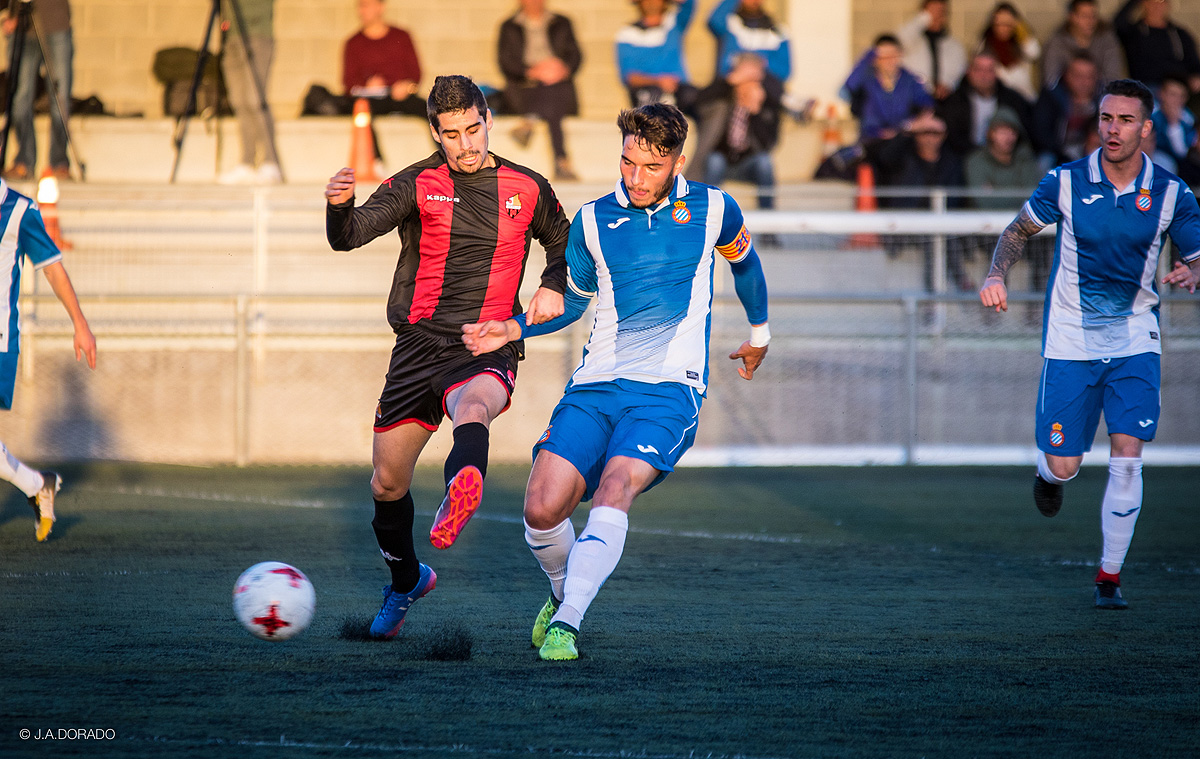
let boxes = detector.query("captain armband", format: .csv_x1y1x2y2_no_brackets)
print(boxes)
715,225,753,263
750,323,771,348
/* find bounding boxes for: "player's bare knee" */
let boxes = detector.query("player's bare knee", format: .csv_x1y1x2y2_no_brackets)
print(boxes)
451,399,493,426
523,486,572,530
371,469,410,501
1048,458,1080,481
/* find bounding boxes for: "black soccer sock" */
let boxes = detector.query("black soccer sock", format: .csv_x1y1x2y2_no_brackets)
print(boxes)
371,493,420,592
444,422,490,489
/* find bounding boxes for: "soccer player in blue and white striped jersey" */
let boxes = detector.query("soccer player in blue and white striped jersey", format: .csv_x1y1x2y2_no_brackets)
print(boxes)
0,179,96,541
462,103,769,660
980,79,1200,610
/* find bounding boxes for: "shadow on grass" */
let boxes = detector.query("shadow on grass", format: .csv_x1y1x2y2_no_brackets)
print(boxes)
337,614,474,661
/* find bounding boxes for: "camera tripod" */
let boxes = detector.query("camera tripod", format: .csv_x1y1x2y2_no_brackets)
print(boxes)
170,0,282,183
0,0,85,181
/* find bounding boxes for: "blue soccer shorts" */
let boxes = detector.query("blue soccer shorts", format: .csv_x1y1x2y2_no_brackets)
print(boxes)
1036,353,1161,457
532,379,703,502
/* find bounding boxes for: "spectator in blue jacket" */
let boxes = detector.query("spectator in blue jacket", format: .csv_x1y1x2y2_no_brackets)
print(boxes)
843,35,935,142
1150,74,1200,185
708,0,790,83
616,0,697,113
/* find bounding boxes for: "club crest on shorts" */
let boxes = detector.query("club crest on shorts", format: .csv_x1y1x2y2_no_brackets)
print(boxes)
375,402,383,421
1136,191,1152,212
505,193,522,218
1049,422,1064,448
672,200,690,224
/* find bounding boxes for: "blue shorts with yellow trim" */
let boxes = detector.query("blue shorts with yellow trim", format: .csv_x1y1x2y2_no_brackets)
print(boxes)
532,379,703,502
1036,353,1160,456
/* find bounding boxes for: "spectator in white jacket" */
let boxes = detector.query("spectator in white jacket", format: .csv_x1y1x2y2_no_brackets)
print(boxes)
897,0,967,101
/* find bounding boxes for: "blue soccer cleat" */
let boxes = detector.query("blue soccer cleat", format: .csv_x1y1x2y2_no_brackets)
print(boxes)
1033,474,1063,517
369,563,437,639
1094,580,1128,610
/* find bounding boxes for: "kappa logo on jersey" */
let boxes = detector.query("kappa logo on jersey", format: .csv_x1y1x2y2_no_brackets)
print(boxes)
607,217,631,229
425,194,460,203
1136,191,1152,212
505,193,522,219
1082,194,1104,205
672,200,691,224
715,225,752,262
1049,422,1065,448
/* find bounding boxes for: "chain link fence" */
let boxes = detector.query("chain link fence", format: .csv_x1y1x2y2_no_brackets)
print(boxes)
3,186,1197,466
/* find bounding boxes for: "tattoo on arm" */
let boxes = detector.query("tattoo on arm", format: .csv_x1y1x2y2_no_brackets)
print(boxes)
987,208,1044,280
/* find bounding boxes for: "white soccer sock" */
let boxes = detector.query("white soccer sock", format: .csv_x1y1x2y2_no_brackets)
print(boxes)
1100,457,1143,575
1037,450,1078,485
524,517,575,603
0,441,43,497
553,506,629,632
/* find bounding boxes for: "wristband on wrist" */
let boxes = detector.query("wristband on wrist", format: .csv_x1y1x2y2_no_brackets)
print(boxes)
750,322,770,348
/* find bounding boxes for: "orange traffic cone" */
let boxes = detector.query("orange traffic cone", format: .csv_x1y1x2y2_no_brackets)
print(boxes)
848,162,880,248
821,104,841,157
36,169,72,251
349,98,381,182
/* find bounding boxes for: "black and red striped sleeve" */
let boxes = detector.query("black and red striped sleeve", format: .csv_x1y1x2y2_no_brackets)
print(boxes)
326,173,416,251
530,175,569,294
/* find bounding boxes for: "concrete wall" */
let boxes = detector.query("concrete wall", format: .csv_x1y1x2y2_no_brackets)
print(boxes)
55,0,1200,122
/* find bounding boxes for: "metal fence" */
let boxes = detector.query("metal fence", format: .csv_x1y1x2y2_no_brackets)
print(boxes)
2,186,1196,466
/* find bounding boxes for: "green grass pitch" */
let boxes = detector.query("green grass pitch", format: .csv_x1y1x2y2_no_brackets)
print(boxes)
1,463,1198,758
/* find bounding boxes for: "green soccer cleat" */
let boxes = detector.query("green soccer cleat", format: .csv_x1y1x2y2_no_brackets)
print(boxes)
531,595,561,649
538,622,579,661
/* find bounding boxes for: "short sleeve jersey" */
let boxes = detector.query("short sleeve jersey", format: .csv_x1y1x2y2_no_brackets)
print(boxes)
560,174,754,394
1024,150,1200,360
0,180,63,408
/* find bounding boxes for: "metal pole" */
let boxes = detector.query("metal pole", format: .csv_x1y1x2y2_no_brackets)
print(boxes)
252,187,268,376
930,188,948,333
235,293,249,466
904,295,919,465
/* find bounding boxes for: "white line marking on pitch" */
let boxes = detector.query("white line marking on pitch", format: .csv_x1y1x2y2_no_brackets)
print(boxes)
79,486,822,545
137,735,794,759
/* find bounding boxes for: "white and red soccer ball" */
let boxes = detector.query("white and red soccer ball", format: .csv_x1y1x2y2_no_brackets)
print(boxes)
232,562,316,641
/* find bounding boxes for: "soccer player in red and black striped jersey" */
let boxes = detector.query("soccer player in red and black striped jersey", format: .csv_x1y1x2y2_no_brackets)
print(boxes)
325,75,570,638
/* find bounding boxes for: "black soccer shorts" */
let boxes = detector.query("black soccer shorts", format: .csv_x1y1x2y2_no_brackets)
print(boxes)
374,324,521,432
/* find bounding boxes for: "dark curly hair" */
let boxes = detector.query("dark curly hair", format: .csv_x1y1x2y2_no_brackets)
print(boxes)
1102,79,1154,121
426,75,489,129
616,103,689,158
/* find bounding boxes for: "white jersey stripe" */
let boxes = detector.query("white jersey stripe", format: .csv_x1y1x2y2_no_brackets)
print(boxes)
0,197,29,353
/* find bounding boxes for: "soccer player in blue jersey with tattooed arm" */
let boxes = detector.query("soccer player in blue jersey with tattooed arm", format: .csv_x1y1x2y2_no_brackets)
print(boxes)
462,103,769,660
979,79,1200,610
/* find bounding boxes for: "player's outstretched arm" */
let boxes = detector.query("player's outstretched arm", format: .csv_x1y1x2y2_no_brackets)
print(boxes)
41,261,96,369
462,319,522,356
980,207,1043,313
1162,259,1200,294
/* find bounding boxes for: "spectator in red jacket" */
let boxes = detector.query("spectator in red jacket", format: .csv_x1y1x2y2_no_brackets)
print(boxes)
342,0,423,117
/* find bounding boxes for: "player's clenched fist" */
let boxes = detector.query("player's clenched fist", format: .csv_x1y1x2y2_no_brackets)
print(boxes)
979,275,1008,313
325,167,356,205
